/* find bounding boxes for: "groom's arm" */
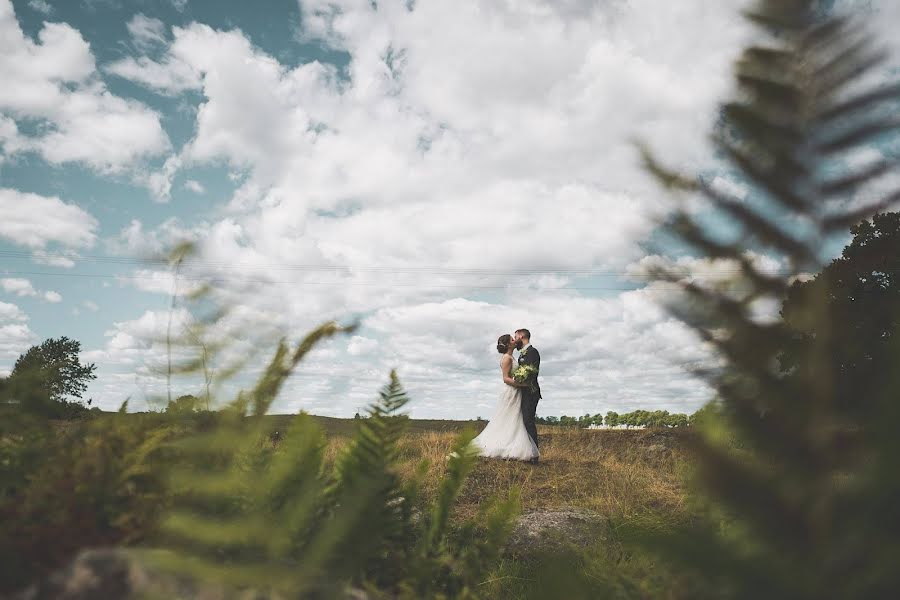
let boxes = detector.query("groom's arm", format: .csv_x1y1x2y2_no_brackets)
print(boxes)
522,348,540,370
521,348,540,387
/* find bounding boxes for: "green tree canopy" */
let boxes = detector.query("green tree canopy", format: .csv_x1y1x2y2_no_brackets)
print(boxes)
780,212,900,414
6,337,97,410
164,394,202,415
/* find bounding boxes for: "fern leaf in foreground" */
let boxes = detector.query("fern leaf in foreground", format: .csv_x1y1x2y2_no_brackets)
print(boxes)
146,349,518,598
631,1,900,598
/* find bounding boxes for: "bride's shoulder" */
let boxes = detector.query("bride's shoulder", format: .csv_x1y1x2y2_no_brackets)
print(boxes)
500,354,513,363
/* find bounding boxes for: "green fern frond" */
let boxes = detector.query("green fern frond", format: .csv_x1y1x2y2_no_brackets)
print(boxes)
637,0,900,597
250,321,357,418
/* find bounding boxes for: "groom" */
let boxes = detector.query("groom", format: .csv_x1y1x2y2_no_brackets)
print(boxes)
515,328,541,459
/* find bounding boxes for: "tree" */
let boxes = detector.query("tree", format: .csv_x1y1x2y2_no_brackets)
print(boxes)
165,394,201,416
780,212,900,410
631,1,900,597
668,413,689,428
7,337,96,409
605,411,620,427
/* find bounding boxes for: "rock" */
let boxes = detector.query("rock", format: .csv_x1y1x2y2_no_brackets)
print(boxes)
12,548,373,600
11,548,237,600
504,509,607,558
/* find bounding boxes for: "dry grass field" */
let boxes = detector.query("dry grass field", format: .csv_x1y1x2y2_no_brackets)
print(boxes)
16,414,696,597
313,421,693,524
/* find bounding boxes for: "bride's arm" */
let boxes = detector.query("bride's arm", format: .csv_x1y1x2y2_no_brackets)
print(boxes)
500,356,521,387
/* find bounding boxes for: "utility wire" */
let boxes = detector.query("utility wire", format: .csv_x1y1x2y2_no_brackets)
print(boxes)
0,248,834,277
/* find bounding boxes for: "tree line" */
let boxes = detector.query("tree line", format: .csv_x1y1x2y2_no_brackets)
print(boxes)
536,407,712,428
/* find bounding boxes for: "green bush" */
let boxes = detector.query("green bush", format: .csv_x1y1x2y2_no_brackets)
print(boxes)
0,409,178,593
145,325,521,598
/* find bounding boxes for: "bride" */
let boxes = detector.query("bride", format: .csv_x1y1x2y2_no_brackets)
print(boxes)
471,334,540,462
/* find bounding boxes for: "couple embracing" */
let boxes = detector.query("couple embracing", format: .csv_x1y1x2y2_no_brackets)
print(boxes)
472,329,541,464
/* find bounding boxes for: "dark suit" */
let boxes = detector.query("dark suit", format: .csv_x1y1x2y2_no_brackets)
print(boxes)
517,345,541,447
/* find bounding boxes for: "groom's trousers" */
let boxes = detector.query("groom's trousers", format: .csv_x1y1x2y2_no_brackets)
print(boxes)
521,391,540,447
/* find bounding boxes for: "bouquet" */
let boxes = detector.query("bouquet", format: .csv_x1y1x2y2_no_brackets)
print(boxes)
512,364,538,392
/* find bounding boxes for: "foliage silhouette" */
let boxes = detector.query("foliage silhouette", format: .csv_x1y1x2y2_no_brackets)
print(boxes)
631,1,900,598
145,326,520,598
1,337,97,418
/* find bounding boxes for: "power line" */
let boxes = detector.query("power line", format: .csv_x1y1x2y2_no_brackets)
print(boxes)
1,249,612,274
0,248,833,277
0,268,769,292
5,251,892,292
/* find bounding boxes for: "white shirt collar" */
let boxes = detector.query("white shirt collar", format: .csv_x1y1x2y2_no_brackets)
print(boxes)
520,343,531,353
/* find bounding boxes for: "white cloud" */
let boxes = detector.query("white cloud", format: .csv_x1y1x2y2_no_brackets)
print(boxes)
0,323,35,375
81,302,290,410
84,308,193,367
27,0,51,15
121,268,205,296
31,249,78,268
0,188,98,249
352,292,715,418
104,54,200,97
0,114,25,159
0,300,34,374
347,335,378,356
184,179,205,194
106,217,202,257
0,301,26,322
0,0,170,172
0,277,63,303
114,0,756,285
95,0,765,415
4,0,892,415
83,300,99,311
126,13,167,51
1,278,37,297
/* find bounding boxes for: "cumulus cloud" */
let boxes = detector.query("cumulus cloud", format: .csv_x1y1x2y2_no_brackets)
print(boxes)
347,335,378,356
0,278,37,297
84,308,193,367
0,300,34,374
109,0,757,293
82,301,294,410
27,0,51,14
31,249,78,268
13,0,896,415
0,0,170,172
0,323,34,375
184,179,206,194
0,277,63,302
106,217,200,257
126,13,167,51
0,188,97,250
104,54,200,97
0,301,26,322
352,292,715,418
88,0,767,415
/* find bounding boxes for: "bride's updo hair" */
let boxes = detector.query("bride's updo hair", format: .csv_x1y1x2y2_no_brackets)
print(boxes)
496,334,512,354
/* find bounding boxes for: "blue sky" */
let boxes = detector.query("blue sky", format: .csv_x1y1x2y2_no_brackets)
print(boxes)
2,0,898,418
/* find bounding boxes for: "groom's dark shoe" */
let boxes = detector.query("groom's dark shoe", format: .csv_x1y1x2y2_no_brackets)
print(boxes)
527,457,539,465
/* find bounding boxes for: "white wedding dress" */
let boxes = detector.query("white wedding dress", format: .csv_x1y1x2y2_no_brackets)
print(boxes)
471,357,540,461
